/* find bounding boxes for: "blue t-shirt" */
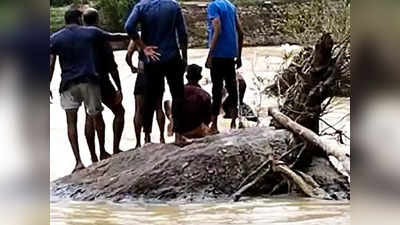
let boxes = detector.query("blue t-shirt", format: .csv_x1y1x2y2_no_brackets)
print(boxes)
207,0,238,58
124,0,188,64
50,25,111,87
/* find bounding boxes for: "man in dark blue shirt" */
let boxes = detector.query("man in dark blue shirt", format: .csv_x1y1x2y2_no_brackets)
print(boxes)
124,0,191,146
205,0,244,134
50,8,128,173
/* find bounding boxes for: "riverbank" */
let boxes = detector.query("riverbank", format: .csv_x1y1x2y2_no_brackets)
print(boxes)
50,0,350,47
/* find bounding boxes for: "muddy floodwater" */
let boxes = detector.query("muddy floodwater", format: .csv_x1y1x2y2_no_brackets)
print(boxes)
50,47,350,225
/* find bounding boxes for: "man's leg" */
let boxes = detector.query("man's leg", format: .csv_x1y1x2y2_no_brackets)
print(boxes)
84,115,98,163
143,65,162,144
134,95,145,148
103,96,125,154
164,100,174,137
91,112,111,160
155,94,166,144
84,83,110,160
210,58,224,134
66,109,85,173
165,57,191,146
223,59,238,129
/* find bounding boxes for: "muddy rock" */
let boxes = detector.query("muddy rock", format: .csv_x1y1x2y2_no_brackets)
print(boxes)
51,127,349,202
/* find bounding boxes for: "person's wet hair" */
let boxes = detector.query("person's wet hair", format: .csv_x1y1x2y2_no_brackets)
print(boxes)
83,8,99,26
64,8,83,25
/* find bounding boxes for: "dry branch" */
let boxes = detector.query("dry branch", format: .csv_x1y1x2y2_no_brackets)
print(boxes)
268,107,350,176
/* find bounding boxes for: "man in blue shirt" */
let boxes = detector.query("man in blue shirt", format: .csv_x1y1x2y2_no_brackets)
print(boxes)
125,0,191,146
50,8,128,173
205,0,244,134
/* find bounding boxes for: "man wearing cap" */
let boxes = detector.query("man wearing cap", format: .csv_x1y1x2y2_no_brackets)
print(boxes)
164,64,212,138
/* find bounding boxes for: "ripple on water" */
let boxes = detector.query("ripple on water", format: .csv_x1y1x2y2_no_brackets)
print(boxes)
51,197,350,225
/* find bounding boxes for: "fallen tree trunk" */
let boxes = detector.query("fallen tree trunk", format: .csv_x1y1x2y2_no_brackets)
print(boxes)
268,107,350,177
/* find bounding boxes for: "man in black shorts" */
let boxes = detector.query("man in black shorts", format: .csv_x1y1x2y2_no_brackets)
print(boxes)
82,8,126,162
126,40,166,148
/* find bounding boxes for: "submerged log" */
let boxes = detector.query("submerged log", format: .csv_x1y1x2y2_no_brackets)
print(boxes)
51,127,349,202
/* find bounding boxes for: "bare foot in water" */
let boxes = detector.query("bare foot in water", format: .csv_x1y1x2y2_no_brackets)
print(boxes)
160,136,166,144
174,133,193,147
100,151,111,160
135,144,141,149
72,162,85,174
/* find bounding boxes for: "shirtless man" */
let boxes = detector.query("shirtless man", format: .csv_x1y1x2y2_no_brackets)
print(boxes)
126,40,166,148
83,8,125,162
164,64,212,138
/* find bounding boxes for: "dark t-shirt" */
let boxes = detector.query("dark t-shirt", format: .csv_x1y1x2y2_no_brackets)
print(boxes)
125,0,188,64
50,25,111,92
181,84,212,133
94,41,118,84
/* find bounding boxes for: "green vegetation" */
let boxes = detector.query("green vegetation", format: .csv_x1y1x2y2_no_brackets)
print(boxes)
279,0,350,43
50,6,69,33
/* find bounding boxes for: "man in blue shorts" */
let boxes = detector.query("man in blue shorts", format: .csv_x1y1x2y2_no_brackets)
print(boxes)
50,8,128,173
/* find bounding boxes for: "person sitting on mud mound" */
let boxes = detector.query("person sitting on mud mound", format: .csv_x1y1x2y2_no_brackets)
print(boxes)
126,40,166,148
222,72,259,124
164,64,212,138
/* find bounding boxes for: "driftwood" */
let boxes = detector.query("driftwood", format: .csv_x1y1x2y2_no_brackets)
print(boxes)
267,33,350,134
268,107,350,177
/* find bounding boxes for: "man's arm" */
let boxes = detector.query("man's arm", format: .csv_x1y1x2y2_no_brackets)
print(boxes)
125,40,138,73
235,12,244,69
106,33,129,42
50,54,56,83
206,17,221,68
176,6,188,67
50,54,56,99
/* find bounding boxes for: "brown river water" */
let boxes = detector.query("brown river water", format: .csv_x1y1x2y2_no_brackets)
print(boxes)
50,47,350,225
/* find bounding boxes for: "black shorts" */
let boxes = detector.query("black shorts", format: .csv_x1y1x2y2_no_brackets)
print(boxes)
134,73,165,96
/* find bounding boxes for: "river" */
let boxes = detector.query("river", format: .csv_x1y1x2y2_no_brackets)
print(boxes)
50,47,350,225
